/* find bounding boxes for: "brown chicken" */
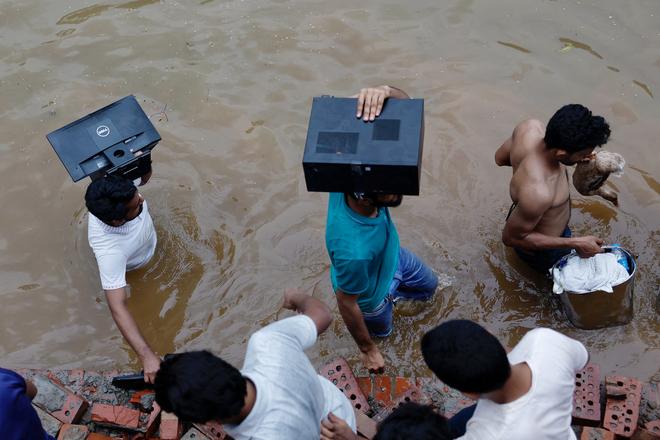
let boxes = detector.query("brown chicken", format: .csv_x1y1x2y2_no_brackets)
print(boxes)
572,150,625,205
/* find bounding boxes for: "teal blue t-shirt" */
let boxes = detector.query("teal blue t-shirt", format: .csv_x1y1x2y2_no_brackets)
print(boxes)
325,193,400,312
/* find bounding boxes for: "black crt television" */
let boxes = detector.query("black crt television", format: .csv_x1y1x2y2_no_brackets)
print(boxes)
46,95,161,182
302,96,424,195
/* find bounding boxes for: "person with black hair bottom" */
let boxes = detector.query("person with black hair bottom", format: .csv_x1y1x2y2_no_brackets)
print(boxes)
320,402,451,440
421,320,588,439
85,173,159,382
496,104,612,272
153,289,356,440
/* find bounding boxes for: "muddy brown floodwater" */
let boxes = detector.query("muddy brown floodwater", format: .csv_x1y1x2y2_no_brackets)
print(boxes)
0,0,658,381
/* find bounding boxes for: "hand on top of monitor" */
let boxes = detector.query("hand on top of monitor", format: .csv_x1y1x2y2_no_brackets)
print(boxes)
131,150,152,186
353,85,410,122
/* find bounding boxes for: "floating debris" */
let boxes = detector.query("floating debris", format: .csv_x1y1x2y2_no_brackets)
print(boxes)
245,119,265,134
558,37,603,59
633,80,653,98
496,41,531,54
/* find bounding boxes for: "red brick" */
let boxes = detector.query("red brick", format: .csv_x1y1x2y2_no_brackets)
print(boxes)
319,358,369,414
56,424,88,440
193,420,227,439
573,363,601,425
357,376,373,398
47,369,84,391
372,385,431,423
603,376,642,437
183,427,213,439
87,434,114,440
581,427,615,440
32,375,89,424
160,411,183,439
630,429,660,440
374,376,393,406
91,403,140,429
392,385,430,407
130,390,153,405
394,377,412,397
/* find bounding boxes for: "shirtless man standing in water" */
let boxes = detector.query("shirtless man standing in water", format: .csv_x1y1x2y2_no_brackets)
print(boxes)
495,104,611,273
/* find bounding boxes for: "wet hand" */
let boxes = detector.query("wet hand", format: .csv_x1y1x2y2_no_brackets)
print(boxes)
355,85,391,121
141,353,161,384
360,346,385,374
573,236,605,258
283,287,303,312
320,412,358,440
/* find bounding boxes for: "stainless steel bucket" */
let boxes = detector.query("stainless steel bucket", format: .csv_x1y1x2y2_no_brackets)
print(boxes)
551,248,636,330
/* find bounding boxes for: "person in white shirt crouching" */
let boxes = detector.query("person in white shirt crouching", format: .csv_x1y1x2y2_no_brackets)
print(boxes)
85,173,160,382
421,320,588,440
153,289,357,440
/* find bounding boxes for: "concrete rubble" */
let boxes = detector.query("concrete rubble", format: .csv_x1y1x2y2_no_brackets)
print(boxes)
14,360,659,439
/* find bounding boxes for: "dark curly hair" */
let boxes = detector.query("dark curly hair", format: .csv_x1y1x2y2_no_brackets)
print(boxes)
84,175,136,224
421,320,511,394
154,351,247,423
374,403,451,440
544,104,610,153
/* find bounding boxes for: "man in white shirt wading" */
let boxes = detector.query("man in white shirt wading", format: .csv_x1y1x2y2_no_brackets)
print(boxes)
421,320,588,440
153,289,356,440
85,174,160,382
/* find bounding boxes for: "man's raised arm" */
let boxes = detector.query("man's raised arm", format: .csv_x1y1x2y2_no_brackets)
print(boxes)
282,288,333,335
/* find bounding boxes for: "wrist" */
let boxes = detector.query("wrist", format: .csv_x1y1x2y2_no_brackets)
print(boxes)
359,342,376,353
138,348,157,361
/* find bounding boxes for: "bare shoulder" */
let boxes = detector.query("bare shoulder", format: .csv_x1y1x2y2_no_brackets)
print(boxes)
513,119,544,139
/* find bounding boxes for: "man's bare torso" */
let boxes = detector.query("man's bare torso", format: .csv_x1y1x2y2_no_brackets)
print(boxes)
508,120,571,237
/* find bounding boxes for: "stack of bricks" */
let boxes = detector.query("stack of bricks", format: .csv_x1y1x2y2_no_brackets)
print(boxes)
318,360,660,440
570,365,660,439
17,368,229,440
319,358,435,439
14,361,659,439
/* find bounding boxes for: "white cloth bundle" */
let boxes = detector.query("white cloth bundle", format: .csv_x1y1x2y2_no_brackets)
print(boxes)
552,252,630,294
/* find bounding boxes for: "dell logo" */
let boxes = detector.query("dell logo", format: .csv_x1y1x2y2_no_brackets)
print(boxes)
96,125,110,137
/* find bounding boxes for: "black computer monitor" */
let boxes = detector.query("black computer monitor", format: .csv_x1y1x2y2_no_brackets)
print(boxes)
302,97,424,195
46,95,161,182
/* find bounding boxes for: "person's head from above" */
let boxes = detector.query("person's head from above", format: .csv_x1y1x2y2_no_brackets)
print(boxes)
374,402,451,440
85,175,143,227
544,104,611,166
348,192,403,208
154,351,247,424
421,320,511,400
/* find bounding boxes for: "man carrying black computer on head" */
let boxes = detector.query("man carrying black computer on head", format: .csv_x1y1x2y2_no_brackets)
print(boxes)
305,86,438,373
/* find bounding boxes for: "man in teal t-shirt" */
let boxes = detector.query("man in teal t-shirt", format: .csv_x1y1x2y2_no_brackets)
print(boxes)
325,85,438,373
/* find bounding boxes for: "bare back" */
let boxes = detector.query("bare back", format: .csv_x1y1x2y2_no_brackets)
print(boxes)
500,120,571,237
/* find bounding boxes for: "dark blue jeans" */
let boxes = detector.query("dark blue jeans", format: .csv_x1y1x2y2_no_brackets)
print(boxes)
362,247,438,337
448,404,477,437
